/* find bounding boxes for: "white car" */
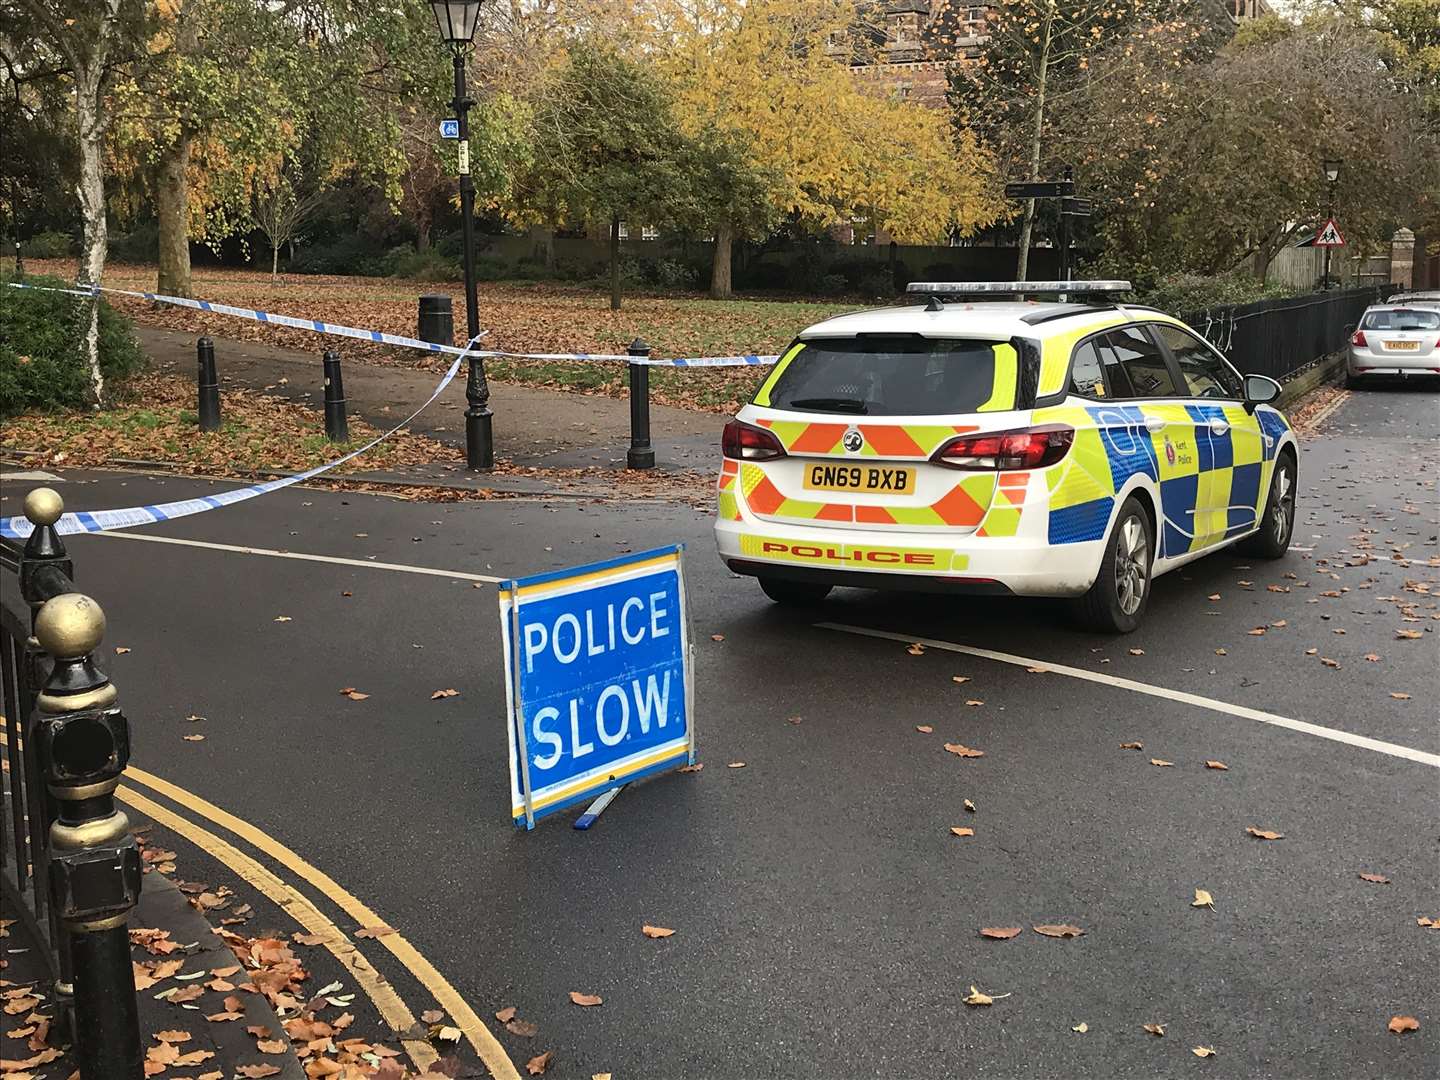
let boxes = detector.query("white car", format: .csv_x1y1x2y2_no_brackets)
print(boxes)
1347,304,1440,386
714,282,1299,632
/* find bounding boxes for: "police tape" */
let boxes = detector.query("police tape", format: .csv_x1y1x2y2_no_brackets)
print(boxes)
0,345,470,541
3,281,779,367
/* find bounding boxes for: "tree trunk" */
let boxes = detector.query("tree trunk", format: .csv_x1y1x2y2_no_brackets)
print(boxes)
271,239,280,282
415,219,431,251
155,132,192,297
610,212,622,311
74,70,108,406
710,222,734,299
528,224,554,269
1015,2,1055,282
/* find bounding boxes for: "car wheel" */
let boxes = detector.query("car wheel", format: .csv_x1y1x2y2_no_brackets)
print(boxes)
758,577,833,606
1238,452,1296,559
1072,496,1153,634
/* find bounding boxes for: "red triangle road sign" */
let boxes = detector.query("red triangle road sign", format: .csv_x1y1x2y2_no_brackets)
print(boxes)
1315,218,1345,247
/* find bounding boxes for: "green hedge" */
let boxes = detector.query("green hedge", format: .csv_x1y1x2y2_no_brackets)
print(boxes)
0,273,146,416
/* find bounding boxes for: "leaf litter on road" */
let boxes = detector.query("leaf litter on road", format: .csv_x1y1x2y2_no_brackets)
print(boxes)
642,925,676,939
950,827,975,838
1246,827,1284,840
1359,872,1391,884
1192,889,1216,910
944,743,985,758
569,992,603,1007
1032,924,1084,938
979,927,1022,940
1205,760,1228,770
1388,1016,1419,1034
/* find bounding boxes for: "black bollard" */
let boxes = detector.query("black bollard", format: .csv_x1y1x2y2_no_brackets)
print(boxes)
417,293,454,347
626,337,655,470
322,350,348,443
196,337,220,431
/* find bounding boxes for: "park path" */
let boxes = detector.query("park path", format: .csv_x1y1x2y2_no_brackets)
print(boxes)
137,325,723,471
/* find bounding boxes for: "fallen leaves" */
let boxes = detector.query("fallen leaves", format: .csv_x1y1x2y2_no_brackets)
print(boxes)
1358,872,1391,884
963,986,997,1007
1072,1022,1088,1033
506,1018,539,1037
1395,629,1423,640
964,699,984,707
963,799,976,812
906,643,925,656
949,827,975,838
1205,760,1228,770
1388,1016,1419,1035
526,1050,554,1075
1128,647,1145,655
569,992,603,1007
1150,758,1174,767
943,743,985,758
115,646,132,654
1120,741,1143,750
272,616,292,623
1192,1045,1216,1058
726,761,746,769
429,688,460,699
1245,827,1284,841
710,633,725,642
915,725,933,734
978,927,1022,940
494,1007,517,1024
1192,889,1215,910
1143,1023,1166,1037
235,1067,281,1079
1320,658,1340,669
641,925,675,939
1032,924,1085,938
950,675,970,684
338,687,370,701
1390,692,1411,700
678,763,703,773
353,925,395,939
182,734,205,742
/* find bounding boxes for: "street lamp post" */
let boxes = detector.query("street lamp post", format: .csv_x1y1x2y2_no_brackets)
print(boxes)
1321,157,1341,290
430,1,493,470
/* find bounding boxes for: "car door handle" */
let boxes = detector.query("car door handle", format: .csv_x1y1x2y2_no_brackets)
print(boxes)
1144,416,1166,433
1209,419,1230,435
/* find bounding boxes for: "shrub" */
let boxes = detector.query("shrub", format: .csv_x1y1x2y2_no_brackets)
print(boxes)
0,273,146,415
109,223,159,263
647,258,698,289
386,246,463,281
24,230,75,259
1138,272,1296,314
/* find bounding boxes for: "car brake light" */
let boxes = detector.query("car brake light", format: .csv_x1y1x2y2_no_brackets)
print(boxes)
932,425,1074,470
1351,329,1367,347
722,420,786,461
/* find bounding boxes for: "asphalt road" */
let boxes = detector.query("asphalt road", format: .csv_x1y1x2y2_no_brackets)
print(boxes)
3,382,1435,1079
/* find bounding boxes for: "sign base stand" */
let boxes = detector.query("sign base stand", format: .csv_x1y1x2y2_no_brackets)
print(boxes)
574,785,627,830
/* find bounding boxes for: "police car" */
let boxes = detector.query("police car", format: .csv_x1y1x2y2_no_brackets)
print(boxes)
714,281,1298,632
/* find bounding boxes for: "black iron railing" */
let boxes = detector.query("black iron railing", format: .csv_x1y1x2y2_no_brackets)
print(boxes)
1,488,143,1080
1183,286,1394,382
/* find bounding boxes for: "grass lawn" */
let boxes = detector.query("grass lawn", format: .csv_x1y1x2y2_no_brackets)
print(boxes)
27,261,866,412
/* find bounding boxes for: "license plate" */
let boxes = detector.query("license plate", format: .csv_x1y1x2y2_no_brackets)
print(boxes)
803,463,916,494
1384,340,1420,350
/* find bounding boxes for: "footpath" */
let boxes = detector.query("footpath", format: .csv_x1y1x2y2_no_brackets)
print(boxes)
137,326,723,474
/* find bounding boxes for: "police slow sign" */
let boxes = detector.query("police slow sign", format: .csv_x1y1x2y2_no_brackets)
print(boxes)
499,546,695,829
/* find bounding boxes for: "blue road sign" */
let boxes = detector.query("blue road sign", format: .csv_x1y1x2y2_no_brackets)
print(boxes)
499,546,695,829
439,118,460,139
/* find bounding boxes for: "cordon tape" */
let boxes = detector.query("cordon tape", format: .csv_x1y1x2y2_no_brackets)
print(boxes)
0,279,775,539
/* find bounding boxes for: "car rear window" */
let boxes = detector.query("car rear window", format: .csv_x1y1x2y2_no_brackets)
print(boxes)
1362,309,1440,330
760,336,1014,415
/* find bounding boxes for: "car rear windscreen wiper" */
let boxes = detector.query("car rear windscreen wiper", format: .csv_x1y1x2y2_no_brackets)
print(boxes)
786,397,868,413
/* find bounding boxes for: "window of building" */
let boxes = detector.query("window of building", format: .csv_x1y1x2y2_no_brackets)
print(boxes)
640,225,659,241
889,13,920,44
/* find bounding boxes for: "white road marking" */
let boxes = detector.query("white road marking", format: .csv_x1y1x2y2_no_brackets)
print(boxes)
89,530,506,583
817,622,1440,769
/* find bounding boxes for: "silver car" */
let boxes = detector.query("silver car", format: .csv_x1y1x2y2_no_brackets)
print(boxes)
1346,305,1440,387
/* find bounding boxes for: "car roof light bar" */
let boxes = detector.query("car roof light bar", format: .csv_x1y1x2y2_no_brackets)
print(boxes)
906,280,1133,297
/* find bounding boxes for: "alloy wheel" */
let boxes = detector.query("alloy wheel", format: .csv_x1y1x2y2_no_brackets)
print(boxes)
1115,516,1149,616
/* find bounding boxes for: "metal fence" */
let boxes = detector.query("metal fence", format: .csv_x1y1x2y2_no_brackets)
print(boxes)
1,488,143,1079
1182,286,1393,383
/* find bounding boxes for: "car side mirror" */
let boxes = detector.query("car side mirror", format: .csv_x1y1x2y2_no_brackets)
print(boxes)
1243,374,1281,413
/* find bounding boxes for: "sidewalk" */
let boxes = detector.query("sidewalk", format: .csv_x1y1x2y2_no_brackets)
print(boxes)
1,861,304,1080
138,326,725,472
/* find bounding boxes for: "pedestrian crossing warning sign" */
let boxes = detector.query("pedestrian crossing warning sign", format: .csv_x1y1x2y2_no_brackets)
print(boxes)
1315,219,1345,247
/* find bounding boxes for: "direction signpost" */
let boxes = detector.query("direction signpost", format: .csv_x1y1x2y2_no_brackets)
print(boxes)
439,118,460,139
499,546,696,830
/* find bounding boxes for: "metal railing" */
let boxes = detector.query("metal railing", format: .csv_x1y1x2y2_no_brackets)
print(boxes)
1183,285,1394,382
1,488,143,1080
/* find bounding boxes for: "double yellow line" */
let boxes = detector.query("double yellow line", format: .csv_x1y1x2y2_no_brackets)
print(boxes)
115,767,521,1079
0,744,520,1080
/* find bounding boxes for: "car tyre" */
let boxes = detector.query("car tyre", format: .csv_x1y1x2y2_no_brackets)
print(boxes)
1344,371,1363,390
1072,496,1153,634
758,577,833,606
1238,451,1296,559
